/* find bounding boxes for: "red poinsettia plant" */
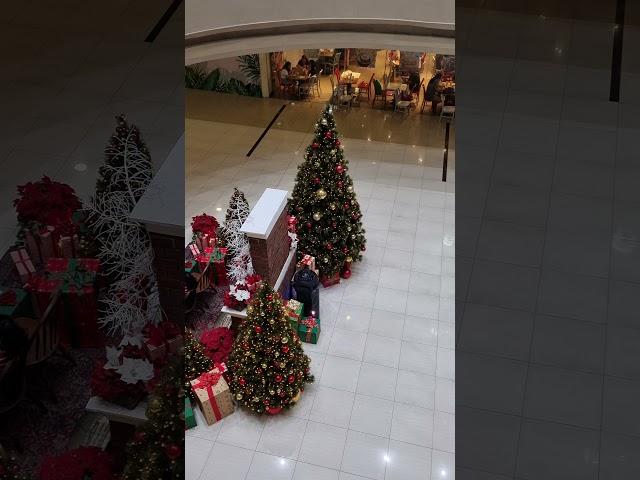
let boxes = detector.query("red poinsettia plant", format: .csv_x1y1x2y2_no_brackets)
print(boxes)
200,327,234,364
223,274,261,311
191,213,219,240
39,447,113,480
91,361,147,409
13,176,82,229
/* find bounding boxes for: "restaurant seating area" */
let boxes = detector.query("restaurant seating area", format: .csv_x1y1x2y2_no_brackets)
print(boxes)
272,48,456,118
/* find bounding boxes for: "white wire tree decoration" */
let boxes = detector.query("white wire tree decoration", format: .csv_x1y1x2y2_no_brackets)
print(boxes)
86,115,162,337
221,187,254,284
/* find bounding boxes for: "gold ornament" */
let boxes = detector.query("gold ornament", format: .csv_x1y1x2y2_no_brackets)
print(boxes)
313,212,322,221
282,337,289,344
347,185,353,193
316,188,327,200
269,319,275,324
236,393,243,400
280,362,286,368
323,257,328,263
330,203,336,210
351,234,356,239
252,397,259,402
262,363,268,369
292,390,301,403
346,256,353,262
347,226,352,231
269,389,275,395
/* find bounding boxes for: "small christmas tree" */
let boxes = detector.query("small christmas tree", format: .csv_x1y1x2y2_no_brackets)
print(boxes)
86,115,161,336
226,283,314,414
289,105,366,278
123,356,184,480
221,188,253,284
184,329,212,400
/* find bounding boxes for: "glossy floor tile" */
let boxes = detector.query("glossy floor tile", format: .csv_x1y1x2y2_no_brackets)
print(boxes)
456,2,640,479
186,95,455,479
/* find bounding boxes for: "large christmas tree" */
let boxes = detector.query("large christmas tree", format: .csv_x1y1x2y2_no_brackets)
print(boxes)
122,355,184,480
226,283,314,414
289,105,366,277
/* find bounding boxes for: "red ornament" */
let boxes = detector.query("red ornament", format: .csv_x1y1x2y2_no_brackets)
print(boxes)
306,222,312,229
266,406,282,415
337,181,344,188
336,139,341,146
239,378,246,386
326,243,333,250
336,164,344,174
342,247,348,254
288,375,295,383
344,202,350,209
165,444,182,460
361,245,366,251
256,368,262,374
279,391,286,397
282,345,289,353
341,269,351,279
312,142,319,149
255,325,262,333
314,177,320,184
325,132,332,139
332,222,337,228
275,374,283,382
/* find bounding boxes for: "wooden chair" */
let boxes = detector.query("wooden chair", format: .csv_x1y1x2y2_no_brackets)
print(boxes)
330,75,352,109
420,85,429,113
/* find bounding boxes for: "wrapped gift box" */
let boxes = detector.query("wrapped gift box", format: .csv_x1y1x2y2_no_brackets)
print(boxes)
210,247,228,286
297,316,320,344
185,397,196,430
285,299,303,331
32,258,101,348
320,272,340,288
185,259,199,275
190,364,234,425
0,287,31,318
10,249,36,284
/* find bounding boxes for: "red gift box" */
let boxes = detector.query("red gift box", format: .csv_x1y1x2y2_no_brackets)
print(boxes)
58,234,80,258
37,226,57,263
320,272,340,288
10,248,36,284
40,258,101,347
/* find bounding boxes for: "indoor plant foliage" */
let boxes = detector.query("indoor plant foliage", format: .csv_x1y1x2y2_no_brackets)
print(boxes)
226,283,314,414
288,105,366,277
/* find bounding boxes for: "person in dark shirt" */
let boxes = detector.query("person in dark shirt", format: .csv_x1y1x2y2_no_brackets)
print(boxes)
425,72,442,113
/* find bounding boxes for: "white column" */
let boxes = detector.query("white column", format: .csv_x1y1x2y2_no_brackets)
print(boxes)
259,52,272,98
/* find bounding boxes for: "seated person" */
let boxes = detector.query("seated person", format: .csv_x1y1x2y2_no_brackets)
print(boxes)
291,59,308,76
300,55,309,68
308,59,320,76
280,61,292,85
425,71,442,113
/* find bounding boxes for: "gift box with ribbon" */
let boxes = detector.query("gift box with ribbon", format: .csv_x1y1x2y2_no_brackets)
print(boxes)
190,363,234,425
0,287,31,318
185,397,197,430
320,272,341,288
297,315,320,344
285,299,303,331
297,254,319,275
29,258,101,347
210,247,228,286
10,248,36,284
185,259,199,275
143,322,183,361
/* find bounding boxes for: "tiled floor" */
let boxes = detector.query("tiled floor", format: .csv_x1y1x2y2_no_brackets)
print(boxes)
186,92,455,480
456,1,640,478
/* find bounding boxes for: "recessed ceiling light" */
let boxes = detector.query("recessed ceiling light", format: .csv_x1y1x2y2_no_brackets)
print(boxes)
74,163,87,172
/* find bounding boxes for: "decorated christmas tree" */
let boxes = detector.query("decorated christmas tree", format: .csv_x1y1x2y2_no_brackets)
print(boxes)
122,356,184,480
221,187,253,284
226,283,314,414
86,115,161,336
0,447,30,480
184,329,212,400
288,105,366,278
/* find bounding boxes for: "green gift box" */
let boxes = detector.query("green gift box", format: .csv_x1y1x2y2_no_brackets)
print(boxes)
297,316,320,344
185,397,196,430
0,287,31,318
285,299,303,331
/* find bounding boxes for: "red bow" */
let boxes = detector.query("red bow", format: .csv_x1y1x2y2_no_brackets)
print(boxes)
194,370,222,389
301,317,317,329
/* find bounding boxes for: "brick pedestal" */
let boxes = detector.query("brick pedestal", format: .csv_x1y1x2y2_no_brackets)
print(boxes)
247,209,290,286
149,232,183,326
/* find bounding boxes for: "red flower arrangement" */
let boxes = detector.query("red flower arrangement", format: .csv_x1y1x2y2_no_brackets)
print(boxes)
191,213,219,240
200,327,234,364
14,176,81,229
39,447,113,480
90,360,147,410
223,274,262,311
